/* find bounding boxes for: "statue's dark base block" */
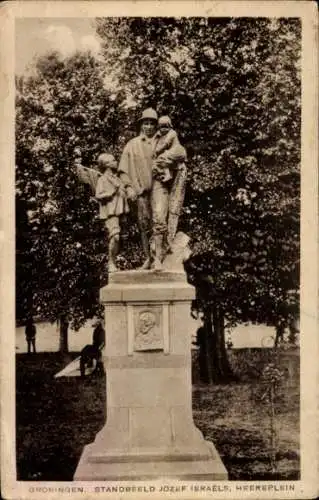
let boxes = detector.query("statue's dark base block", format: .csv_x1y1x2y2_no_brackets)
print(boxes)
74,270,228,481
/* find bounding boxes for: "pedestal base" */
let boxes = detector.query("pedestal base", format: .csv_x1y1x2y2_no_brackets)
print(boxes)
74,270,228,481
74,441,227,481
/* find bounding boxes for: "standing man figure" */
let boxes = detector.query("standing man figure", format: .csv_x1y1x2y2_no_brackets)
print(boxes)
25,318,36,353
119,108,158,269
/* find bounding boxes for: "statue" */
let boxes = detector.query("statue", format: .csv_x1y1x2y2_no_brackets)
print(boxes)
118,108,158,269
75,108,188,272
75,152,135,272
119,108,187,270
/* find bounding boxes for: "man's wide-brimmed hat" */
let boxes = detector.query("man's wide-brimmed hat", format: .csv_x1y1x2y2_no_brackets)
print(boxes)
138,108,158,122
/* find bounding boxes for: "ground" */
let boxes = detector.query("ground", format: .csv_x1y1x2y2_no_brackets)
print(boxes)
16,349,299,481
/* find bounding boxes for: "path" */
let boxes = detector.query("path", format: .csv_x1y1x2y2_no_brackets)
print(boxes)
16,319,275,353
16,321,93,353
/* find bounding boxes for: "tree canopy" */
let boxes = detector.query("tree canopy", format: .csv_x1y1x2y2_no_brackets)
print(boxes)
16,51,122,332
16,17,301,361
96,17,300,329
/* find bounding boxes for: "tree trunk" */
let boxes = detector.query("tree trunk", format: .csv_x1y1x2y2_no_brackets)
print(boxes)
197,315,214,385
210,306,237,383
197,306,236,385
59,316,69,354
274,322,285,348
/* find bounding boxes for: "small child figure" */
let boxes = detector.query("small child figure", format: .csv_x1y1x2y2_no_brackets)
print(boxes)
152,115,182,183
95,153,134,272
75,151,136,272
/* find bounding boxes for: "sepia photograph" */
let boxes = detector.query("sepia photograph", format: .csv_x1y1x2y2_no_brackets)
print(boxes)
1,1,318,499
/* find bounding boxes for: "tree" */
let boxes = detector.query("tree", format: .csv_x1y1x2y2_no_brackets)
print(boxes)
16,51,124,351
96,17,301,381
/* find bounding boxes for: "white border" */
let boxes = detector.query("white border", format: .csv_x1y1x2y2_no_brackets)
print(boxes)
1,2,318,499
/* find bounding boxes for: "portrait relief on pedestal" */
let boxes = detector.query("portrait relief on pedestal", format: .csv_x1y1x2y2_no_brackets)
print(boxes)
133,306,163,351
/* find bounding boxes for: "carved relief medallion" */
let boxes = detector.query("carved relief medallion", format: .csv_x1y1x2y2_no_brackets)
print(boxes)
133,306,163,351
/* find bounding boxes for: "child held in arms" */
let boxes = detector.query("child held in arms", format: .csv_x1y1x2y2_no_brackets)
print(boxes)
152,115,183,183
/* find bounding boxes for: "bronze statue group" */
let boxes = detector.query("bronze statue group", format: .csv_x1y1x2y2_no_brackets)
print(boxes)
76,108,187,272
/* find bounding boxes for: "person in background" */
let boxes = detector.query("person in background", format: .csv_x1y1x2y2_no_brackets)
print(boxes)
80,319,105,378
25,318,36,353
92,318,105,376
92,318,105,350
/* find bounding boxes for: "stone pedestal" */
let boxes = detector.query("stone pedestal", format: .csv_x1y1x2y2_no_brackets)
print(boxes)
74,270,228,481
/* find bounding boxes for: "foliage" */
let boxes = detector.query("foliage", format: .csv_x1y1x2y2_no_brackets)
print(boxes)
16,18,301,356
15,51,124,329
96,17,301,330
260,362,286,472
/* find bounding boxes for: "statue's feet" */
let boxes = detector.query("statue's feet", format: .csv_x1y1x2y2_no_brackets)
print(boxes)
152,258,163,272
139,258,151,270
108,262,118,273
166,243,173,254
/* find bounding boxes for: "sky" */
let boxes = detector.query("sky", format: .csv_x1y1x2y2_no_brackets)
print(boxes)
15,18,101,75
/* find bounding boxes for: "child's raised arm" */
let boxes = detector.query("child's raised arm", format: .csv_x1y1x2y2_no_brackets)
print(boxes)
75,164,101,194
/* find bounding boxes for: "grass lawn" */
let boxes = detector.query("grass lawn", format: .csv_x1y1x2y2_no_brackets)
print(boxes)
16,350,299,481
